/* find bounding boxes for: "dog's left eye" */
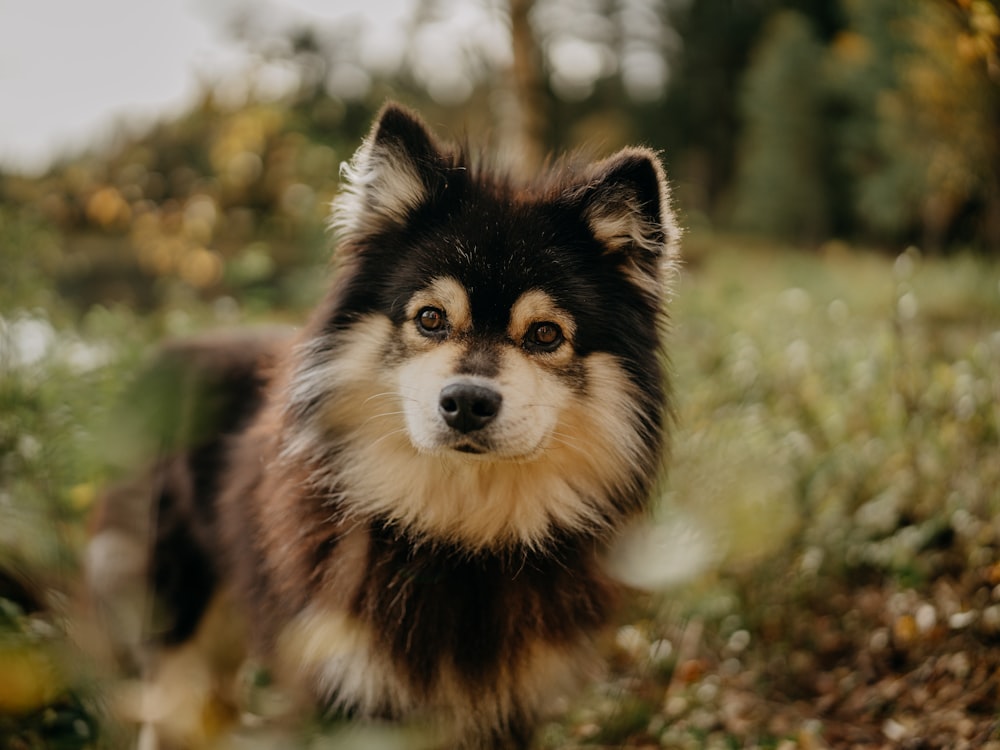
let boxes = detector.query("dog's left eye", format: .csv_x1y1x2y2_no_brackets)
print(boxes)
525,322,564,352
416,307,447,335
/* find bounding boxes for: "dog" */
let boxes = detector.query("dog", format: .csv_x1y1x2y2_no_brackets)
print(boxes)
86,102,680,749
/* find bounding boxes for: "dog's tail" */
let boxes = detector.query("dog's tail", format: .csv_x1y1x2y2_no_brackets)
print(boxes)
84,327,291,667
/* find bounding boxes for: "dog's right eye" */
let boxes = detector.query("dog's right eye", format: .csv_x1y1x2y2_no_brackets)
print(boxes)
416,307,447,335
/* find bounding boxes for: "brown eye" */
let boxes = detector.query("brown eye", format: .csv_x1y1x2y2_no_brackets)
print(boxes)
526,322,563,352
417,307,447,335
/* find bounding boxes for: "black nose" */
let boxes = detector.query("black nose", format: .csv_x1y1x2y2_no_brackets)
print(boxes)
438,382,502,433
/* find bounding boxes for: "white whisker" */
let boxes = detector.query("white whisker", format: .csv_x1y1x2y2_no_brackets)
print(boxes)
549,429,584,447
363,391,418,405
367,427,411,451
360,411,408,428
549,430,602,463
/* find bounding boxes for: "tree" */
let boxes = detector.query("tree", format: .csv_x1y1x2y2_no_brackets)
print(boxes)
894,0,1000,250
731,11,831,242
832,0,1000,251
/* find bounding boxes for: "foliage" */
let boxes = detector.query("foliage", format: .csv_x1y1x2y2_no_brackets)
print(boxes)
831,0,1000,250
685,0,1000,250
5,1,998,253
1,94,381,316
888,1,1000,249
731,11,831,242
629,0,999,250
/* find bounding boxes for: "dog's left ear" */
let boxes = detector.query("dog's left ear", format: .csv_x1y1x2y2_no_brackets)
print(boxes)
576,148,679,293
332,102,446,243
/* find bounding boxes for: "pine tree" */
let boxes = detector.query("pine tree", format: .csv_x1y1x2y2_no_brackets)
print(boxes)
731,10,830,242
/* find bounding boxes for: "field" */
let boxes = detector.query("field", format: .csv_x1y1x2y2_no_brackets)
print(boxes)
1,213,999,747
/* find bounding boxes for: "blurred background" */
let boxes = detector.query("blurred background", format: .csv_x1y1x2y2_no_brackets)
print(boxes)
1,1,1000,748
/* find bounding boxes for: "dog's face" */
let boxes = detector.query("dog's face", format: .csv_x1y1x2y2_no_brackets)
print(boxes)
395,277,576,460
284,104,679,549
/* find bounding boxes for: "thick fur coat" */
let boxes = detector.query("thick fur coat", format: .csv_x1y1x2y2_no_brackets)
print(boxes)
87,103,680,749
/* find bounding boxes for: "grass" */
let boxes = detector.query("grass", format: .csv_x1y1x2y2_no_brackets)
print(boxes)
1,208,999,747
669,236,999,570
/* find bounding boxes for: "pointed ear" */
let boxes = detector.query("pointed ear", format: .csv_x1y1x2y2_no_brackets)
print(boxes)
576,148,679,294
331,102,446,242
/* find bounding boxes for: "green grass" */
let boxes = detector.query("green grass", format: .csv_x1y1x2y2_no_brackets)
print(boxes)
663,236,1000,577
1,209,999,747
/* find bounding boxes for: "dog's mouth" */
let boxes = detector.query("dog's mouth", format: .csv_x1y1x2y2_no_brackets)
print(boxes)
439,435,548,462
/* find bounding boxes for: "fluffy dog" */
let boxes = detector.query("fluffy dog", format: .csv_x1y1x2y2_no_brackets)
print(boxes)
87,102,680,749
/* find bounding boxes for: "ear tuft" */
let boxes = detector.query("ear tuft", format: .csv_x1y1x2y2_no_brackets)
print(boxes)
331,103,445,243
579,148,680,295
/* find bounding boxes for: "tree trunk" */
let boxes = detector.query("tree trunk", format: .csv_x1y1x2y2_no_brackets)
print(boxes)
503,0,546,177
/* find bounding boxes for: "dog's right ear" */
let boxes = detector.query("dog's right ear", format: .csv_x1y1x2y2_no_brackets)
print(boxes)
331,103,445,243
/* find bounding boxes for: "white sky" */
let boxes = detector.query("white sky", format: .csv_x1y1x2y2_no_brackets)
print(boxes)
0,0,662,174
0,0,419,173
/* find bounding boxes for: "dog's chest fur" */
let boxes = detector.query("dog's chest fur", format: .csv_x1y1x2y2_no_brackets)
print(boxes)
219,415,617,735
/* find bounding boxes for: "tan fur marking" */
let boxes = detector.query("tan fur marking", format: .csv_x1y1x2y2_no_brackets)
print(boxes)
119,593,245,748
403,276,471,340
85,530,148,656
283,315,396,459
586,198,665,302
583,149,681,302
508,288,577,364
330,138,428,242
315,523,370,597
553,352,649,490
278,606,415,716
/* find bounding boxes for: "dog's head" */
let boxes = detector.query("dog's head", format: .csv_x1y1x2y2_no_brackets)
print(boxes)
284,103,679,549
